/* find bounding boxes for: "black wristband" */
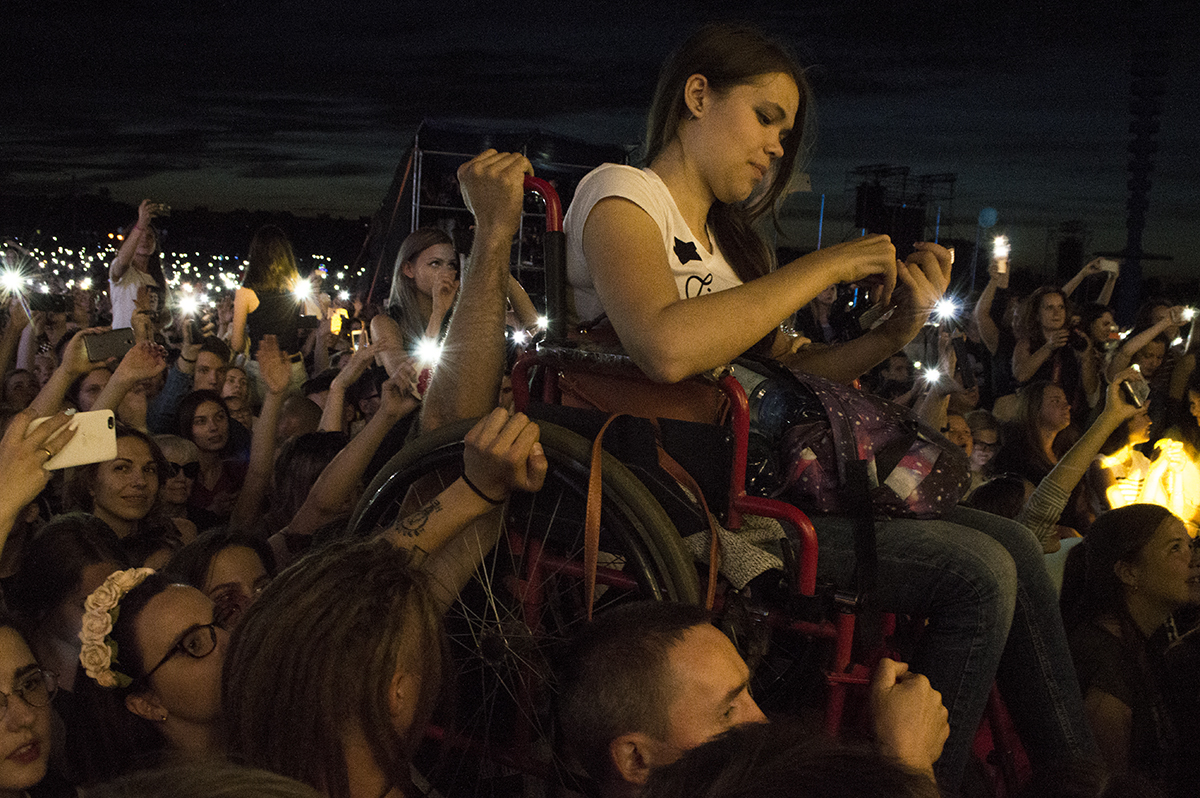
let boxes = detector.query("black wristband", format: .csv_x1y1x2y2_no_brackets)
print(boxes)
462,473,505,505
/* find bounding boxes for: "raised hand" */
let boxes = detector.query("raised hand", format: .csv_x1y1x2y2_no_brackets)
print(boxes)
333,342,377,387
137,199,168,226
462,407,548,501
1103,367,1151,424
113,340,167,383
0,410,76,521
988,254,1010,289
457,149,533,237
256,334,292,396
377,371,420,422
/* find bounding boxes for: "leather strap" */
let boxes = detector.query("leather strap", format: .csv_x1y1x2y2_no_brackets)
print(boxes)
585,413,625,620
584,412,722,620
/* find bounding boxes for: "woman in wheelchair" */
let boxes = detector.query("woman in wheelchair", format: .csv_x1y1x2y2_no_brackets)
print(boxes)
564,23,1095,791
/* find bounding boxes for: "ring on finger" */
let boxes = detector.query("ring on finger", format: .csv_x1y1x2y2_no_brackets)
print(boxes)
40,448,53,460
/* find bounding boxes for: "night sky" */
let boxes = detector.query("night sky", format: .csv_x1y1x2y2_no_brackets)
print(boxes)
4,0,1199,279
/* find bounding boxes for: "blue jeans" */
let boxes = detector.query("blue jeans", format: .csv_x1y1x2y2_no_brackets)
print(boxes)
809,505,1094,791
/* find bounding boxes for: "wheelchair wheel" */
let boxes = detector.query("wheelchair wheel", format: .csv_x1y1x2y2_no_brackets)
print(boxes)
350,418,701,797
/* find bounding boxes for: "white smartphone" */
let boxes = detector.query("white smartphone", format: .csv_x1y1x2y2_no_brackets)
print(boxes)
1098,258,1119,274
29,410,117,470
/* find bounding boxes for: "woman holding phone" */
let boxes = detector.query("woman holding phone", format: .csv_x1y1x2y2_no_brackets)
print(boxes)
563,24,1093,789
109,199,169,331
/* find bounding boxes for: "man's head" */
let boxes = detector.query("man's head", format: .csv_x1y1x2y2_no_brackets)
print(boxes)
558,602,765,796
195,336,232,392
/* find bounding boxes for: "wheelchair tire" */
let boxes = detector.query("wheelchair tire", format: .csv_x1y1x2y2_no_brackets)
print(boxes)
349,418,701,796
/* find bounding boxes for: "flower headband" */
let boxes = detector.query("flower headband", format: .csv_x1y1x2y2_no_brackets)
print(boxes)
79,567,155,689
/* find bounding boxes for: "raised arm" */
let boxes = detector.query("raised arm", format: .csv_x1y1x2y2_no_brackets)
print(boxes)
506,274,541,329
29,327,108,417
317,343,378,433
0,299,30,377
1105,306,1182,381
1016,370,1144,551
912,331,957,432
420,150,531,431
585,196,899,383
285,371,419,540
230,335,291,531
15,313,42,371
973,258,1008,354
110,200,164,281
92,341,167,430
0,410,75,557
383,407,547,609
1096,261,1118,306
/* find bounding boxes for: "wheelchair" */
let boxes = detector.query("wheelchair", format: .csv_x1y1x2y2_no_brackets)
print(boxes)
348,178,1019,797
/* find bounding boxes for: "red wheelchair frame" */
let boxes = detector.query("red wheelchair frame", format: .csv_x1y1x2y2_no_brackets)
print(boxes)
512,176,873,735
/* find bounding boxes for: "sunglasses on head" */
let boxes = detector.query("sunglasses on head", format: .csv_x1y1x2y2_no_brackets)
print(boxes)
167,461,201,479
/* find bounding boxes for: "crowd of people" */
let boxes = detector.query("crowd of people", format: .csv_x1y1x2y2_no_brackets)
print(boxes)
0,19,1196,798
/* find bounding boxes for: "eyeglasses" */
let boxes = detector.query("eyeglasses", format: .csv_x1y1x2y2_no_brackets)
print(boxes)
1,669,57,718
142,623,218,681
166,461,200,479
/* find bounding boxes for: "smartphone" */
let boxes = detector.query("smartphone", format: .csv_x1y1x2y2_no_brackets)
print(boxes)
330,308,349,335
186,317,204,342
297,314,321,331
350,328,367,351
29,294,70,313
84,329,137,362
29,410,117,470
1121,377,1151,408
1098,258,1119,274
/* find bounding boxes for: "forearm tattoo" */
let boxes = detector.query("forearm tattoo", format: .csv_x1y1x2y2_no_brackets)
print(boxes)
395,498,442,538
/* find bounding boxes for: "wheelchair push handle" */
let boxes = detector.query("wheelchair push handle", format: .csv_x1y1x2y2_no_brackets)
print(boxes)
522,176,562,232
523,175,567,341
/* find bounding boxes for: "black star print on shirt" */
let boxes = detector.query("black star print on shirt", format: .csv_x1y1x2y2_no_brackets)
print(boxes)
673,237,701,265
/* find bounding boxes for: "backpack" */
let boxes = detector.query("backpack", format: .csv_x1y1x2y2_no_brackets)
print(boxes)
734,358,971,519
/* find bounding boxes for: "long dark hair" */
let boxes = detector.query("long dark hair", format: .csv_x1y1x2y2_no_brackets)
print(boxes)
1017,286,1067,349
1079,504,1177,621
176,390,235,456
642,23,812,283
140,225,168,293
164,528,277,591
5,513,130,627
244,225,299,293
223,539,446,798
1001,380,1062,474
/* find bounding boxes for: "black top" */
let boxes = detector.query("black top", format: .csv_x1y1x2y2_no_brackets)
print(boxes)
247,290,301,353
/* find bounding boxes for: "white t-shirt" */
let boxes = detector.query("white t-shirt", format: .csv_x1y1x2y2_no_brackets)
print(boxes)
565,164,743,324
109,263,159,330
